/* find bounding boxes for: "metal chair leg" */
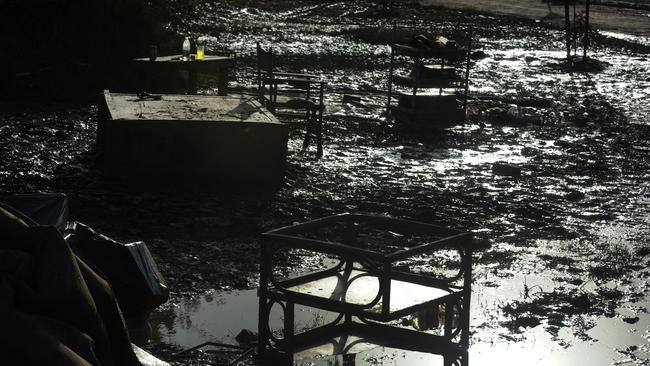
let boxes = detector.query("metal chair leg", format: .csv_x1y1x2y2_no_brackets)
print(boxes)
302,108,315,152
316,110,323,158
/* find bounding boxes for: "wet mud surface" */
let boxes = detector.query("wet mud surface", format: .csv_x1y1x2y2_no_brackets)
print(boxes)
2,0,650,364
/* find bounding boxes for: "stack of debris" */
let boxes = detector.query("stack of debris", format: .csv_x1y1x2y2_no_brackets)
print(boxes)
1,193,170,366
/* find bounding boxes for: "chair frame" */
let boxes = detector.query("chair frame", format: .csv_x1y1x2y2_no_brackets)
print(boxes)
256,42,326,157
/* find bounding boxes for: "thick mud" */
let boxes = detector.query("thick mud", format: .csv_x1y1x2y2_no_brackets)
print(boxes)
1,0,650,365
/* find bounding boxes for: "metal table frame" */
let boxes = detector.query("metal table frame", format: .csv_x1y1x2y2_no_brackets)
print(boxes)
258,213,489,366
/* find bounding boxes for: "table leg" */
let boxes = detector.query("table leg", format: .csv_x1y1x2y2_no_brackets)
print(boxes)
217,67,230,96
444,301,453,339
283,302,294,364
188,70,198,94
258,243,270,363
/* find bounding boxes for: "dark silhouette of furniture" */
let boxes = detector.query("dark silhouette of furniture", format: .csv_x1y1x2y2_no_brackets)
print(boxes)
380,0,396,12
386,32,473,127
256,42,326,157
258,213,489,366
132,54,235,95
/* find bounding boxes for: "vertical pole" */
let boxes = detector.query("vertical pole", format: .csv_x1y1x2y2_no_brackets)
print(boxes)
256,43,262,102
258,240,270,364
584,0,590,60
463,28,473,119
387,46,395,114
303,109,313,152
573,2,577,57
440,56,445,96
382,260,392,318
565,0,571,63
413,55,420,98
412,55,420,122
317,83,324,158
460,249,473,349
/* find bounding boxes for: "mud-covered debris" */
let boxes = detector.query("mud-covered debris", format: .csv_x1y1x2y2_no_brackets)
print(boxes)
235,329,259,345
493,162,522,177
622,316,640,324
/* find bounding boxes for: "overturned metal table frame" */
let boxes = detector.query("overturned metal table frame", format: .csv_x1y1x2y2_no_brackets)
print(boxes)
258,213,489,365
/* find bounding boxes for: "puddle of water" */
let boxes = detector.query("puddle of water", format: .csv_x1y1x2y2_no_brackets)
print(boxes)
3,1,650,364
296,347,448,366
150,283,650,365
149,289,341,348
472,298,650,365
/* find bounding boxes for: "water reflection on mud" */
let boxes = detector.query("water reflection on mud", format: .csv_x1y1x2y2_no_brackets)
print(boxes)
150,286,650,365
1,0,650,364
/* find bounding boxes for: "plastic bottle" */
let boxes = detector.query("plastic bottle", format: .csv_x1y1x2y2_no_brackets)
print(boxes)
196,36,205,60
182,37,191,60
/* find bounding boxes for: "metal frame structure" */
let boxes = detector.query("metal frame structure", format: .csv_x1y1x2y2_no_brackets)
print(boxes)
258,213,489,366
386,30,473,125
562,0,591,62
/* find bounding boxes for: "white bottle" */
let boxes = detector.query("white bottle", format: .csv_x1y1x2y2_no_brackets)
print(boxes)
182,37,191,60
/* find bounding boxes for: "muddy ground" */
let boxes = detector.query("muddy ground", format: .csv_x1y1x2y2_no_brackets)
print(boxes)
1,0,650,365
422,0,650,36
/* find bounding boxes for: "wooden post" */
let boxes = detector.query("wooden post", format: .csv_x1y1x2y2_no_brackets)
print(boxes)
584,0,590,60
565,0,572,62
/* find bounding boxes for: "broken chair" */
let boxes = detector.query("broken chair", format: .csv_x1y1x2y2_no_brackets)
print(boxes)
256,42,326,157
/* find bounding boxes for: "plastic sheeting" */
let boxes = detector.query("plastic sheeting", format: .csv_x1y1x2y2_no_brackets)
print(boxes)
66,222,169,318
132,344,170,366
0,203,144,366
4,192,69,231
